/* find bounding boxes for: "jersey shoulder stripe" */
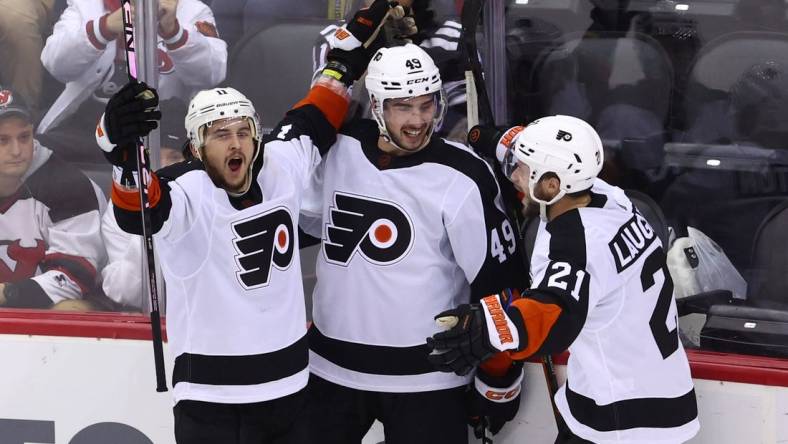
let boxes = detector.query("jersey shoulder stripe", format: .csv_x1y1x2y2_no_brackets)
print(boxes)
265,104,337,155
341,119,500,200
545,209,588,268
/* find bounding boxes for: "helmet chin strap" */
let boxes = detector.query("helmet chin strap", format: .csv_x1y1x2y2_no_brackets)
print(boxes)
530,186,565,222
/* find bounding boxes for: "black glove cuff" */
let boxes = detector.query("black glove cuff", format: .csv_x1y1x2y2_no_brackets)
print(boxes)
322,60,356,87
325,48,369,86
477,361,524,388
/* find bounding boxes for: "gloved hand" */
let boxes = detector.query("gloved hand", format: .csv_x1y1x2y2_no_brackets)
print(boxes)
323,0,414,85
467,125,525,162
467,362,524,438
426,294,521,376
96,81,160,169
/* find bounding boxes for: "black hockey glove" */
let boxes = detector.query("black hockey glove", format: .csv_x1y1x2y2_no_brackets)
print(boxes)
323,0,413,86
426,294,521,377
467,362,524,438
97,81,160,169
467,125,525,160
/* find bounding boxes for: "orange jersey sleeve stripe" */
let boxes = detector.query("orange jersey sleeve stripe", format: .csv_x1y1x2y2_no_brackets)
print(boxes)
111,173,162,212
509,298,563,361
293,84,349,130
480,351,515,378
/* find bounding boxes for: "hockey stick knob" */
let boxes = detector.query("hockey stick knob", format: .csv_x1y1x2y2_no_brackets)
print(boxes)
435,315,459,329
467,125,505,158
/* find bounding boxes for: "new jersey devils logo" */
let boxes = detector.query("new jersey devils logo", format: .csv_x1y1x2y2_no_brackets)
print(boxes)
231,207,294,290
324,192,414,266
0,239,46,282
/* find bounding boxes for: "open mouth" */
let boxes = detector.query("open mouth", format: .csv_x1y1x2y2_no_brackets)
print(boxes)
402,128,424,139
228,157,243,172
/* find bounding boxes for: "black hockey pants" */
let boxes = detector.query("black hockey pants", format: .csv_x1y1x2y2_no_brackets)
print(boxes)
304,373,468,444
173,388,307,444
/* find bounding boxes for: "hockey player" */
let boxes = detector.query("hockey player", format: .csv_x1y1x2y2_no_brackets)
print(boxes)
427,116,700,443
93,1,403,442
298,41,526,443
0,86,106,310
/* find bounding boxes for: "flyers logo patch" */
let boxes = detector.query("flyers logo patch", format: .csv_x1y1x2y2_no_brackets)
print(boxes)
231,207,294,290
324,192,414,266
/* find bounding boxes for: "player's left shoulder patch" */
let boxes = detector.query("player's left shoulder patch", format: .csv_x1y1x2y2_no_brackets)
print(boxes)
195,21,219,38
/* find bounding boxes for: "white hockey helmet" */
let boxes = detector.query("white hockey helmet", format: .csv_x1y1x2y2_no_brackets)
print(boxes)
185,87,260,152
365,43,447,150
184,87,261,195
506,115,604,206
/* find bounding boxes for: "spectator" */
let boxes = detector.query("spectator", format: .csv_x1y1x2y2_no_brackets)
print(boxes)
37,0,226,161
0,0,55,118
100,99,190,311
312,0,468,139
0,87,106,309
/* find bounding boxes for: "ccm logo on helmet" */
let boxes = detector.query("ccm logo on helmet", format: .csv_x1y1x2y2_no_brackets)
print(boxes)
406,77,430,84
556,130,573,141
231,207,295,290
324,192,414,266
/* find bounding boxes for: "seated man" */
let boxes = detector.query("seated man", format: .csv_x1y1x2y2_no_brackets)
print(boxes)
0,87,106,309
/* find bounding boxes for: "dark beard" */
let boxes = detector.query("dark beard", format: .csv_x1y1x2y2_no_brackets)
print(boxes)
204,160,243,193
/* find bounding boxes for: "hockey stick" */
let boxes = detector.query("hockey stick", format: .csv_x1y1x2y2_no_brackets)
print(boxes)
121,0,168,393
541,354,569,435
459,0,568,436
460,0,493,130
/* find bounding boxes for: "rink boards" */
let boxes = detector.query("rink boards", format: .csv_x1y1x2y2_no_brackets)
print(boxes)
0,312,786,444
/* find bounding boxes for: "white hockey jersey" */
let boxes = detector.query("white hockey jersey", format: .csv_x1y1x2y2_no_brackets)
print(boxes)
300,120,525,393
112,105,335,405
1,142,105,308
525,179,699,443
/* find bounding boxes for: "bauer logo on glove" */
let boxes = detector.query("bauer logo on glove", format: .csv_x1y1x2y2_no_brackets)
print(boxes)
426,294,520,376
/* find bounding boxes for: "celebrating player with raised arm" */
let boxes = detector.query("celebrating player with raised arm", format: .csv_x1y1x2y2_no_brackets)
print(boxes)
427,116,700,443
298,11,526,442
91,2,400,440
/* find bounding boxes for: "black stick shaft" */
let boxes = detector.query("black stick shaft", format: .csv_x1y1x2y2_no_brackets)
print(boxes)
121,0,167,393
461,0,493,126
542,355,569,434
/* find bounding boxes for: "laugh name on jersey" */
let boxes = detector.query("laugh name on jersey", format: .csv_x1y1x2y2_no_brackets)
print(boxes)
231,207,294,290
324,192,414,267
608,211,656,273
